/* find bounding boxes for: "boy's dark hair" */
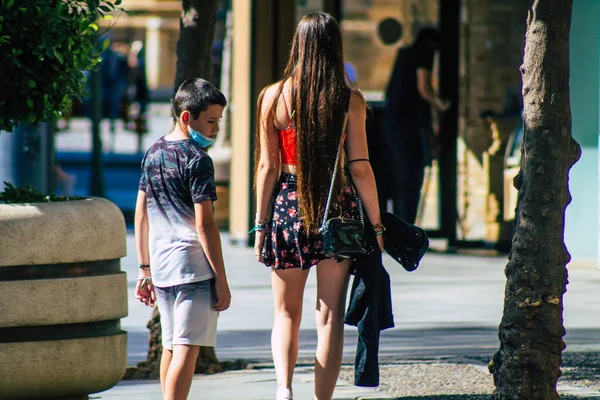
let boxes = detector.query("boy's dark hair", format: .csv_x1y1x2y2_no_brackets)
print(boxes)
172,78,227,120
414,26,441,48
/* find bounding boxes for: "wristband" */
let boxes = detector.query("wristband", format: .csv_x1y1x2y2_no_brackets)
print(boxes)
139,277,152,289
137,264,150,270
249,223,268,234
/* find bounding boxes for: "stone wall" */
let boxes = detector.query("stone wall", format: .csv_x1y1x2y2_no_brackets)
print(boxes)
457,0,529,240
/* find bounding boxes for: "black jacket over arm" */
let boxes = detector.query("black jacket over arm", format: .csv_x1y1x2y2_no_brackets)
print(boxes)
344,238,394,387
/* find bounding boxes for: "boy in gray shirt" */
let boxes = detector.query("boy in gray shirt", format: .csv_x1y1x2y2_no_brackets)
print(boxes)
135,78,231,400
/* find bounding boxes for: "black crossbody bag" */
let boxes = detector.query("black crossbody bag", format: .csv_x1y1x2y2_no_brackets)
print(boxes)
319,103,368,259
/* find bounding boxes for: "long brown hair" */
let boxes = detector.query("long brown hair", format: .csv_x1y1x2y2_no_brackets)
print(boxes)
255,12,360,234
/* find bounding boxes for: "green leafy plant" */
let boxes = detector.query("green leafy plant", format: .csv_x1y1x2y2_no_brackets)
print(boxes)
0,182,85,204
0,0,127,132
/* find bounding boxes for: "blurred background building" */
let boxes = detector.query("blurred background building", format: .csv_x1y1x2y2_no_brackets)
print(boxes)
97,0,229,98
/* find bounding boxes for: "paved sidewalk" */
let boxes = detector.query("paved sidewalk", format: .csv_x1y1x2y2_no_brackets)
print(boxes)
96,367,391,400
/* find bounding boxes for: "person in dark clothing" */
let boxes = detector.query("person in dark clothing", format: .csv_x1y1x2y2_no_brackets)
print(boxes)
101,44,129,149
381,27,450,224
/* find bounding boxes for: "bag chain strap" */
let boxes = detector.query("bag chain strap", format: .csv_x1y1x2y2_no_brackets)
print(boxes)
320,111,365,229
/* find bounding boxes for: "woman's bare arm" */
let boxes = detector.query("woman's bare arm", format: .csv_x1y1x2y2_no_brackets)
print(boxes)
254,85,281,260
344,91,384,249
255,85,281,221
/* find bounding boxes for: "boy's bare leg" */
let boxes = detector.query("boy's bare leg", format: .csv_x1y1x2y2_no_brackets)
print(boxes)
160,348,173,398
164,344,200,400
314,259,351,400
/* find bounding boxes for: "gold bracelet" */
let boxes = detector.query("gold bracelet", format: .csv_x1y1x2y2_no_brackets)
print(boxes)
372,223,386,236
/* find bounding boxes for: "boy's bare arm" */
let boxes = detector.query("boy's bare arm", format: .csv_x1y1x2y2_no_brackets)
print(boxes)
135,191,150,267
134,190,155,307
194,200,231,312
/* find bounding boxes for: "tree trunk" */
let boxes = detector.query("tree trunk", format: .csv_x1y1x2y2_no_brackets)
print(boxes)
490,1,581,399
135,0,222,380
134,307,223,379
173,0,219,95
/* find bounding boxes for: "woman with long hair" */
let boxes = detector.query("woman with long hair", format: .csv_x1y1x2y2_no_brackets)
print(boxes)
253,12,385,400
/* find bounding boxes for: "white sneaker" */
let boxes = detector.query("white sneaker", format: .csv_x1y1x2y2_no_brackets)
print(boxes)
276,386,293,400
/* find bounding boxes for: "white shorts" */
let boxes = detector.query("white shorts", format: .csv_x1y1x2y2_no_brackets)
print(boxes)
154,279,218,350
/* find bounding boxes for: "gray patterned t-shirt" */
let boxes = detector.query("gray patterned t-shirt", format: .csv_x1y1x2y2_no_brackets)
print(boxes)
139,137,217,287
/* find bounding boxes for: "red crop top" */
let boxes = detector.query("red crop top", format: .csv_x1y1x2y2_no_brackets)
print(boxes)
278,95,297,165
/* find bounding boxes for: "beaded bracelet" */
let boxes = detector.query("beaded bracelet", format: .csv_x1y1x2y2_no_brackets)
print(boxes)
372,223,386,236
137,264,150,270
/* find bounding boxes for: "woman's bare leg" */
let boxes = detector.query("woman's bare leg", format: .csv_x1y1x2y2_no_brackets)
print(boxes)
271,267,310,391
314,259,351,400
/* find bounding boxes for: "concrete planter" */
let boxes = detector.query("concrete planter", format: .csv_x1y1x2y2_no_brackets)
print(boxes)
0,197,128,399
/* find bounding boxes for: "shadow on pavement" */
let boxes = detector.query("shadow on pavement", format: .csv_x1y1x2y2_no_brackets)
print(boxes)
465,351,600,388
387,397,596,400
561,351,600,382
387,396,490,399
128,329,151,365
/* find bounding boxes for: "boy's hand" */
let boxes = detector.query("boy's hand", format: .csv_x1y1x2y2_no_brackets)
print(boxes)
214,279,231,312
254,230,266,262
136,278,155,307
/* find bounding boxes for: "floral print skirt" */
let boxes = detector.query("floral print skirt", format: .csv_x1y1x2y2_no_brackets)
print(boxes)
261,173,361,270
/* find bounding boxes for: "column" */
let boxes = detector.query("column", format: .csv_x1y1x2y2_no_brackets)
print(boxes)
229,0,296,244
145,17,163,90
229,0,253,243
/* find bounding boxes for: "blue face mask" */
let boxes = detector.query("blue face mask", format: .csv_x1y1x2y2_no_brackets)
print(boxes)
189,127,215,148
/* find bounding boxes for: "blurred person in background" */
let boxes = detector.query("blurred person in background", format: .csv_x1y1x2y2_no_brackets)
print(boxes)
102,41,129,151
125,40,150,135
380,26,450,224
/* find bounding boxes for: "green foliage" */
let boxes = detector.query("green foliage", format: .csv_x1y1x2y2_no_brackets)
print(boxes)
0,182,85,204
0,0,127,132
